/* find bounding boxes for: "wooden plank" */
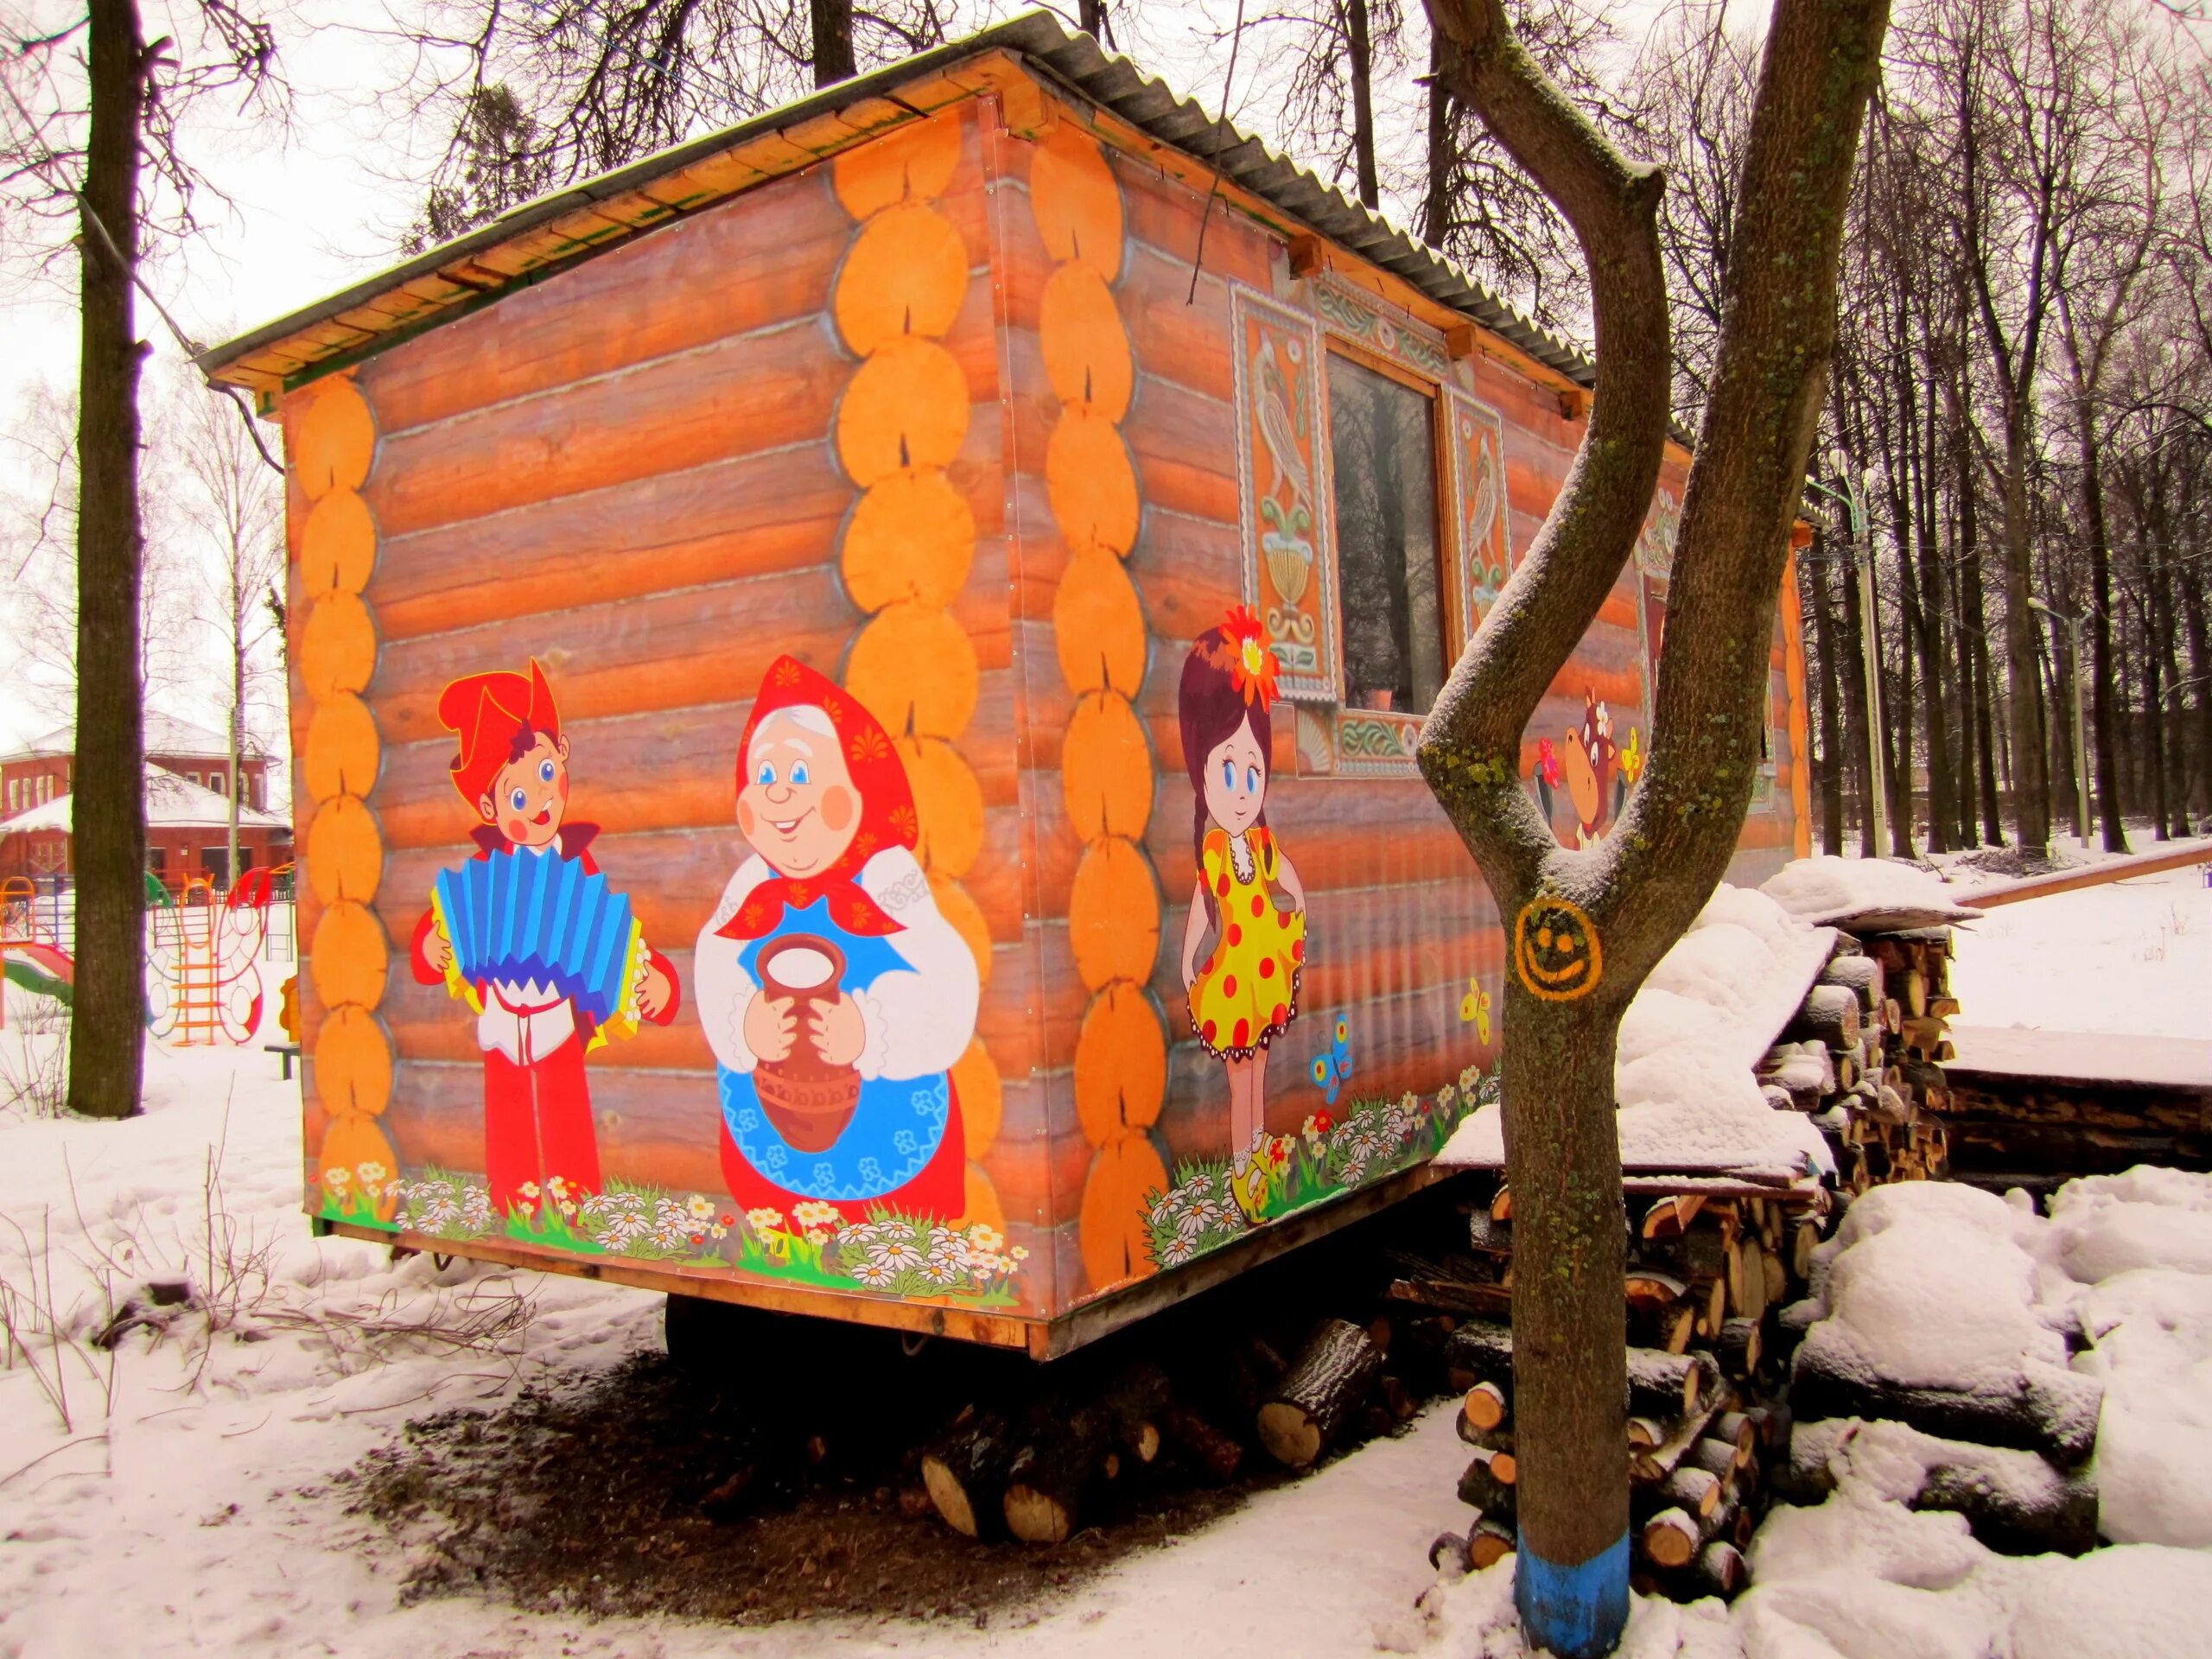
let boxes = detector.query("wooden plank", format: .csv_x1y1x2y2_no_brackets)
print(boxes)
1040,1162,1470,1357
366,565,1014,749
321,1218,1043,1351
1969,842,2212,908
362,296,1000,539
362,164,990,436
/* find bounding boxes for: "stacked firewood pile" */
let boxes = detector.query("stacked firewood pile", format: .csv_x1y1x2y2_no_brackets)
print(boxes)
1774,1198,2104,1556
1412,1175,1831,1602
1761,928,1959,1193
908,1203,1471,1547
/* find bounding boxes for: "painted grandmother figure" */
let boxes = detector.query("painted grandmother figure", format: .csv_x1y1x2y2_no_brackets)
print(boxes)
694,658,981,1224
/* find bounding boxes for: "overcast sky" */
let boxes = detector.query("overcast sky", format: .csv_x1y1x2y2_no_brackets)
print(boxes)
0,0,1707,757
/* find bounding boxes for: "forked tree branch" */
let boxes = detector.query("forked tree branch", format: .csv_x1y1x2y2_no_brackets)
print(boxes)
1417,0,1671,918
1604,0,1890,951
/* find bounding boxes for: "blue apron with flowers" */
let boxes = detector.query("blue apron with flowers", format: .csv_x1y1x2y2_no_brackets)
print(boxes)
715,897,951,1203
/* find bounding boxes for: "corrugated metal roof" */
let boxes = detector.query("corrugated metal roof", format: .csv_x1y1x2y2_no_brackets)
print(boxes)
199,10,1593,391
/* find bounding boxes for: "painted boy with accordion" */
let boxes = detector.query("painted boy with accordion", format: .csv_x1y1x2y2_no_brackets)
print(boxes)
412,662,679,1218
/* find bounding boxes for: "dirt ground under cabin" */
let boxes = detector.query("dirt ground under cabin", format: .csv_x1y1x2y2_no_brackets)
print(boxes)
336,1191,1471,1628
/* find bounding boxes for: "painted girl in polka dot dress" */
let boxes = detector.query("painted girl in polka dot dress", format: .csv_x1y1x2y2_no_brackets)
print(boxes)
1177,608,1308,1218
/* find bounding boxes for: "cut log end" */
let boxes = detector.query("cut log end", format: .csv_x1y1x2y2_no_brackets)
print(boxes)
1642,1505,1700,1569
1256,1401,1325,1470
1002,1484,1072,1546
921,1454,982,1539
1464,1381,1509,1431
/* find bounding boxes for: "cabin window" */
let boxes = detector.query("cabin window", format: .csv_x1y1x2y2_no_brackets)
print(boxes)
204,848,230,887
207,769,226,798
148,848,167,878
5,779,16,814
1325,351,1445,717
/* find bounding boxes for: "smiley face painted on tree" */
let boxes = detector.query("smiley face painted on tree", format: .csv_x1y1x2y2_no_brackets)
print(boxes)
1513,896,1602,1001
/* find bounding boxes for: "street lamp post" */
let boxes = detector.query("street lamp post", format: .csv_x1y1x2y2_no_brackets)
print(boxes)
1805,463,1889,855
2029,598,2090,844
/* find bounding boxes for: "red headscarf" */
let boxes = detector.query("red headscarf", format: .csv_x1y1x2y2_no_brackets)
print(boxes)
715,656,918,942
438,659,561,806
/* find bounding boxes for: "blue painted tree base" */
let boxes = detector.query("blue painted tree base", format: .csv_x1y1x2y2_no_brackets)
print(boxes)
1516,1529,1629,1658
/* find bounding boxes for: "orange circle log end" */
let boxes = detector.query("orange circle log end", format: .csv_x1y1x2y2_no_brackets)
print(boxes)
842,468,976,613
1068,836,1161,992
1079,1131,1166,1292
310,899,390,1014
292,379,376,501
1073,980,1167,1144
304,792,384,907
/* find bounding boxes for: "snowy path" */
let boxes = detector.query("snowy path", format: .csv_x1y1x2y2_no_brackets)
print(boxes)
1948,858,2211,1042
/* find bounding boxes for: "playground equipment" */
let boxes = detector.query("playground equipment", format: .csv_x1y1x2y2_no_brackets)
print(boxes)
0,874,73,1026
146,868,272,1046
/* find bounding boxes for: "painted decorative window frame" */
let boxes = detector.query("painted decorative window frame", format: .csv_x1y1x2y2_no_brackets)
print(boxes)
1231,276,1521,779
1229,284,1342,706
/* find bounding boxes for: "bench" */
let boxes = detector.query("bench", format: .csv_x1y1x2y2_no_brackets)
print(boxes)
265,1042,303,1080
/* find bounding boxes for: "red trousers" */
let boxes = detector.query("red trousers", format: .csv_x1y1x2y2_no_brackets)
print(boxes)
717,1083,965,1224
483,1034,603,1214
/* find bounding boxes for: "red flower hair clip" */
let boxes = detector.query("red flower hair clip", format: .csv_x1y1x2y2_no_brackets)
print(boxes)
1220,605,1281,708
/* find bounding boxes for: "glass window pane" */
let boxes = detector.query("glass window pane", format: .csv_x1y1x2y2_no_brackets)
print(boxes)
1326,353,1443,715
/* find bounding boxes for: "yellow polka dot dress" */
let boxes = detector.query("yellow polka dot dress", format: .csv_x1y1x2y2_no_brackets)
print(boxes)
1189,827,1306,1058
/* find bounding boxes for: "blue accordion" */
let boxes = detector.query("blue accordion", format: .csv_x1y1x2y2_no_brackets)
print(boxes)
432,852,639,1027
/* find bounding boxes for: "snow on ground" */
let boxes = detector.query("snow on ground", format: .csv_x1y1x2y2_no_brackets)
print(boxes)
1947,859,2212,1041
6,858,2212,1658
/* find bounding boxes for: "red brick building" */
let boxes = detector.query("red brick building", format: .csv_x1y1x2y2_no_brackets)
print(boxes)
0,714,292,892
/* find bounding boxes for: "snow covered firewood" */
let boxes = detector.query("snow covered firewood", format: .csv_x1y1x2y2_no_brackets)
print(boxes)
1638,1505,1701,1569
1688,1540,1748,1600
1790,1344,2102,1465
1786,983,1862,1051
1718,1317,1763,1379
1458,1452,1517,1520
1627,1347,1716,1419
1784,1418,2099,1554
1461,1379,1510,1432
1256,1318,1382,1468
1468,1517,1516,1568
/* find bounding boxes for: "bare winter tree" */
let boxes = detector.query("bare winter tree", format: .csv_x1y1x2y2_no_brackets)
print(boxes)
0,0,282,1119
1414,0,1888,1650
1,385,195,719
398,0,960,245
1254,0,1408,210
1414,0,1621,340
173,382,285,888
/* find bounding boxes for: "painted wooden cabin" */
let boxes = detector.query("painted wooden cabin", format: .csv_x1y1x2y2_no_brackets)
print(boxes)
204,13,1810,1357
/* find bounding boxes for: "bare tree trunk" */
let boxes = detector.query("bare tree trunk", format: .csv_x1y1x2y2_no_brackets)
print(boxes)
2077,406,2128,849
1960,467,2004,843
810,0,855,86
2183,572,2211,826
1999,440,2050,857
1884,598,1916,858
1421,35,1454,248
1912,397,1951,853
1840,544,1878,854
67,0,149,1122
1078,0,1113,44
1810,544,1846,853
1346,0,1382,210
1948,506,1980,846
1418,1,1885,1648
